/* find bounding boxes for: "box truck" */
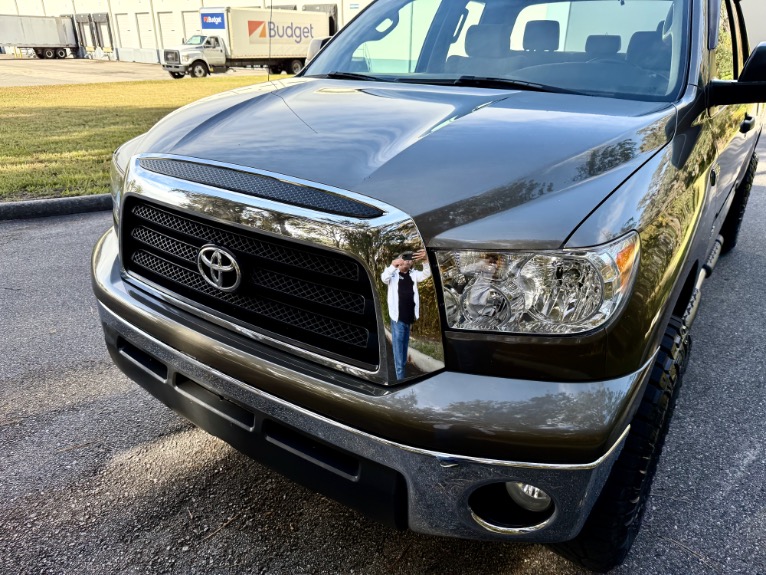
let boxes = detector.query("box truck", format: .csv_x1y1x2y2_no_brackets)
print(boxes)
162,7,331,78
0,14,78,59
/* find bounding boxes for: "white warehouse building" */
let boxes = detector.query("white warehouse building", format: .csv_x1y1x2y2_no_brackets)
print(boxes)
0,0,370,62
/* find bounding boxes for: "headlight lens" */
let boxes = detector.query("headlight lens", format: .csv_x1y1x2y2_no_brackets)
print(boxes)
181,54,191,62
435,232,639,335
110,150,125,229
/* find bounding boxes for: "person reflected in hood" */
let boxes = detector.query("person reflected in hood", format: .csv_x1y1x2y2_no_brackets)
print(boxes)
381,249,431,379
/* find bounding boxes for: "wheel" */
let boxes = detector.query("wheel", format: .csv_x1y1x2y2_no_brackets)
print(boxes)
268,65,283,75
42,48,55,59
169,72,185,79
289,59,304,74
55,48,67,59
190,61,209,78
551,316,691,572
720,152,758,254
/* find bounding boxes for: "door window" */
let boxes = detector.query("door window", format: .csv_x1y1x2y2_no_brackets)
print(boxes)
713,0,736,80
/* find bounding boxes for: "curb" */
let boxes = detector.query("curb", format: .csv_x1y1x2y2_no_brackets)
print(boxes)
0,194,112,221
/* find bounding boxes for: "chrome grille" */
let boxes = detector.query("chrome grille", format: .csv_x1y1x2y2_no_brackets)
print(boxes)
123,199,379,367
164,50,180,64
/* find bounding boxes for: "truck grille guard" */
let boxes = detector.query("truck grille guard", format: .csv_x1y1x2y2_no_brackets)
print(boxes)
119,154,446,385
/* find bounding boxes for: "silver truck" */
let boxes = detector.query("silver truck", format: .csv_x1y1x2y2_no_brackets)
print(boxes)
0,14,77,59
162,7,331,78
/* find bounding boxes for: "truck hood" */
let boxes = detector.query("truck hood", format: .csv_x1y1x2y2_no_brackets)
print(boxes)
137,78,676,247
166,44,202,53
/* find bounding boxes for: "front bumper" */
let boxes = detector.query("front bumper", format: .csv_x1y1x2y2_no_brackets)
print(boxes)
93,228,651,542
162,64,187,73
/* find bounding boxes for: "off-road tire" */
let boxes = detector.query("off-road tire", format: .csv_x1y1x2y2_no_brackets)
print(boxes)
720,152,758,254
551,316,691,572
190,61,209,78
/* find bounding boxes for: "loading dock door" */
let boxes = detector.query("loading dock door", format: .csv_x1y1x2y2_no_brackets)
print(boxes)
75,13,94,50
115,13,138,48
182,11,201,41
136,12,157,49
158,12,182,48
92,13,114,52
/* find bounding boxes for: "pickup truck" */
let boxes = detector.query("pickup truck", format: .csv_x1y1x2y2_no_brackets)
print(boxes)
92,0,763,570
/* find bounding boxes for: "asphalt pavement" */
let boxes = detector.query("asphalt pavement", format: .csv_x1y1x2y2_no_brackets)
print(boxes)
1,161,765,573
0,55,267,88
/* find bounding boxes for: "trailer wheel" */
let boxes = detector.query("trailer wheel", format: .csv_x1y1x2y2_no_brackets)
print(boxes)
43,48,56,59
289,59,304,74
55,48,68,59
190,61,209,78
268,65,283,75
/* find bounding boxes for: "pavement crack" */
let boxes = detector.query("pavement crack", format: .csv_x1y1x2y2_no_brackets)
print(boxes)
658,535,725,573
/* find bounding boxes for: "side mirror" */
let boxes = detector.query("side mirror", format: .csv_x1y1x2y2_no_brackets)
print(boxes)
709,42,766,105
306,36,332,63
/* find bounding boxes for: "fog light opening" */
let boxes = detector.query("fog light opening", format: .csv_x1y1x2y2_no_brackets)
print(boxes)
468,482,555,533
505,482,552,513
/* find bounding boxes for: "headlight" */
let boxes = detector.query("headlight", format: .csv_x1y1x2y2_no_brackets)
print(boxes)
181,54,191,62
435,232,639,335
110,150,125,229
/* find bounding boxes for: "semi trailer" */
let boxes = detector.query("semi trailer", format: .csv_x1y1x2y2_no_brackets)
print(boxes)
0,14,77,59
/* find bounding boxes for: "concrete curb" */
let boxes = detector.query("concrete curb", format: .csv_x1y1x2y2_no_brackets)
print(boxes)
0,194,112,221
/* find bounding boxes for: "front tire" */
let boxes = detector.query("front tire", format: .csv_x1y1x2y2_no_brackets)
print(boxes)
169,72,185,79
720,152,758,254
190,61,209,78
551,317,691,572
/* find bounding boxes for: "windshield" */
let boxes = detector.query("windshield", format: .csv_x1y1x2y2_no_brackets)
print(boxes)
185,35,207,45
304,0,690,101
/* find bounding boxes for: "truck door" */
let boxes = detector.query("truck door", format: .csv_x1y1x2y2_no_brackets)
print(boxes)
204,36,226,67
708,0,757,223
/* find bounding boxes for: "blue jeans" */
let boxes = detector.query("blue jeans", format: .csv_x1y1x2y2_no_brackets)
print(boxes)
391,320,411,379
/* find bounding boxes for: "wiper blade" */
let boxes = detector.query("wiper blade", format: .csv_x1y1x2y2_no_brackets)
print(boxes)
312,71,393,82
452,76,582,95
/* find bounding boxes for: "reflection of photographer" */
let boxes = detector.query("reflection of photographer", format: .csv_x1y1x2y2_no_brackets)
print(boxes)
381,249,431,379
463,253,500,317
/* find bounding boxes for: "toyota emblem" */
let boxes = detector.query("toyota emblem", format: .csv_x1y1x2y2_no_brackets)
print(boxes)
197,245,241,292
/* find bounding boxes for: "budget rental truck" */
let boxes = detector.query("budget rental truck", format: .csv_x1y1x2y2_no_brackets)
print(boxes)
96,0,765,571
162,7,331,77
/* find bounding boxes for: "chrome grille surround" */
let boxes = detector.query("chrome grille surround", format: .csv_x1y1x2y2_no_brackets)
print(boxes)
139,158,384,218
119,154,446,385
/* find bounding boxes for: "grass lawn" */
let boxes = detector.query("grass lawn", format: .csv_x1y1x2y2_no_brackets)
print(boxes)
0,76,271,201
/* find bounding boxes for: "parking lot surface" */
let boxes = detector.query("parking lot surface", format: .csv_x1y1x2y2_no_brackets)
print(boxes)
0,54,267,87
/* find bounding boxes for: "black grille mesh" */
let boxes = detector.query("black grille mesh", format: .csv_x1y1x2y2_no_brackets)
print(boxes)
253,269,365,315
122,199,379,367
139,159,383,219
132,203,358,280
131,251,369,347
164,50,179,64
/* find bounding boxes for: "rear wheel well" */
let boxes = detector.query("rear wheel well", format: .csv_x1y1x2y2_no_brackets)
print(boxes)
672,262,699,318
